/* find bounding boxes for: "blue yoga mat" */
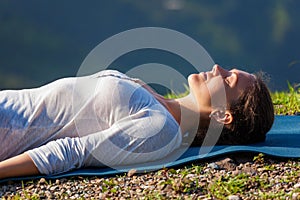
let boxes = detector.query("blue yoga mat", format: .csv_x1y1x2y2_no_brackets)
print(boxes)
1,115,299,183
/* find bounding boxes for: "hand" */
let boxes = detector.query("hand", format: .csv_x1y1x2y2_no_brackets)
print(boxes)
0,153,40,179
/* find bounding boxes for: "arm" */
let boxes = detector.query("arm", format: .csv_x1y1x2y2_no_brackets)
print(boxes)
1,108,181,178
0,153,40,179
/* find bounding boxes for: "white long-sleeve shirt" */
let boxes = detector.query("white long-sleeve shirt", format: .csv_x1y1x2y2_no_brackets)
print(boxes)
0,70,182,175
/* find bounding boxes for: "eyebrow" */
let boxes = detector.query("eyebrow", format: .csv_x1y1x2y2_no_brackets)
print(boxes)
250,73,257,81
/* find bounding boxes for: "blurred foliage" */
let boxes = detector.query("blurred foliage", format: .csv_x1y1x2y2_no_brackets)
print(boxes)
0,0,299,90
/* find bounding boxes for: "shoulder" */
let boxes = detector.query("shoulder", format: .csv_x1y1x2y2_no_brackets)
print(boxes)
91,70,130,79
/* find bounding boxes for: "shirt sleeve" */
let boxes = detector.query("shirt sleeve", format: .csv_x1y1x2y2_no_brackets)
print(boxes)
26,106,182,175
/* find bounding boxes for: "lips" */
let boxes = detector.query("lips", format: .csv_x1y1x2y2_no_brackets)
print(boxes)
200,72,207,80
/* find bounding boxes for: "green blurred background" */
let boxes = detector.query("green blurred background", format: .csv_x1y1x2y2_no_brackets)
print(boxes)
0,0,299,91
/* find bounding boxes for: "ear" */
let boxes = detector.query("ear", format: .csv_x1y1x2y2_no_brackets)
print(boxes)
209,109,233,125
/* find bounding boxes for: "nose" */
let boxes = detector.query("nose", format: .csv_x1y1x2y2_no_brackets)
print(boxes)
212,64,230,77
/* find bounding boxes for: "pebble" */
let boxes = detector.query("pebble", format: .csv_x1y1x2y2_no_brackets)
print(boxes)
50,185,57,191
127,169,137,177
242,166,257,176
38,178,46,184
294,183,300,188
228,195,241,200
216,158,237,170
208,162,220,170
232,169,241,176
292,193,299,200
1,156,299,199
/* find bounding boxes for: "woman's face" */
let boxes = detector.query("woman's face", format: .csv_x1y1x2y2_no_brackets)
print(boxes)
188,64,256,111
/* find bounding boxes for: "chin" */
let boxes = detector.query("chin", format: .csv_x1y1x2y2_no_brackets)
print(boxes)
188,74,200,83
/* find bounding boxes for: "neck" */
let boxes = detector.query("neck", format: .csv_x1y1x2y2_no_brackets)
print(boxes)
151,90,211,135
153,94,181,124
174,93,200,134
163,93,210,134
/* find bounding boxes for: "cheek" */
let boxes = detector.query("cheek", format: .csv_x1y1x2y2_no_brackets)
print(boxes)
225,88,241,104
206,78,223,94
196,83,212,106
206,79,227,106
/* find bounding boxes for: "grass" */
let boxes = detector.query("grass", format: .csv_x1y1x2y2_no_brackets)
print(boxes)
272,82,300,115
1,83,300,199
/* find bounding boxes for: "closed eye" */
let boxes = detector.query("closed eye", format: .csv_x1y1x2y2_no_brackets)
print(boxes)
224,72,237,87
225,77,230,85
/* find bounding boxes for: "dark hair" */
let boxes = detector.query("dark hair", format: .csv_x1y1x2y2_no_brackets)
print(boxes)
191,73,274,146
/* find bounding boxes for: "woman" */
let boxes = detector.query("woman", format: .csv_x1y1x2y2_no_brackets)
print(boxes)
0,64,274,179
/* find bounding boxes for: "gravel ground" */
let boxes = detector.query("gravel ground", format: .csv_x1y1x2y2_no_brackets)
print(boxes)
0,153,300,199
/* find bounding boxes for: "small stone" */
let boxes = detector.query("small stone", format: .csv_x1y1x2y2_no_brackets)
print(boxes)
38,178,46,184
216,157,237,171
228,194,241,200
204,168,211,173
27,185,34,190
294,183,300,188
242,166,257,176
292,193,299,200
50,185,58,191
232,169,241,176
244,162,252,167
208,162,220,170
127,169,137,177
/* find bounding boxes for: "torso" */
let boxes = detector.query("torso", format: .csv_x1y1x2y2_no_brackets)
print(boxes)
0,70,180,160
